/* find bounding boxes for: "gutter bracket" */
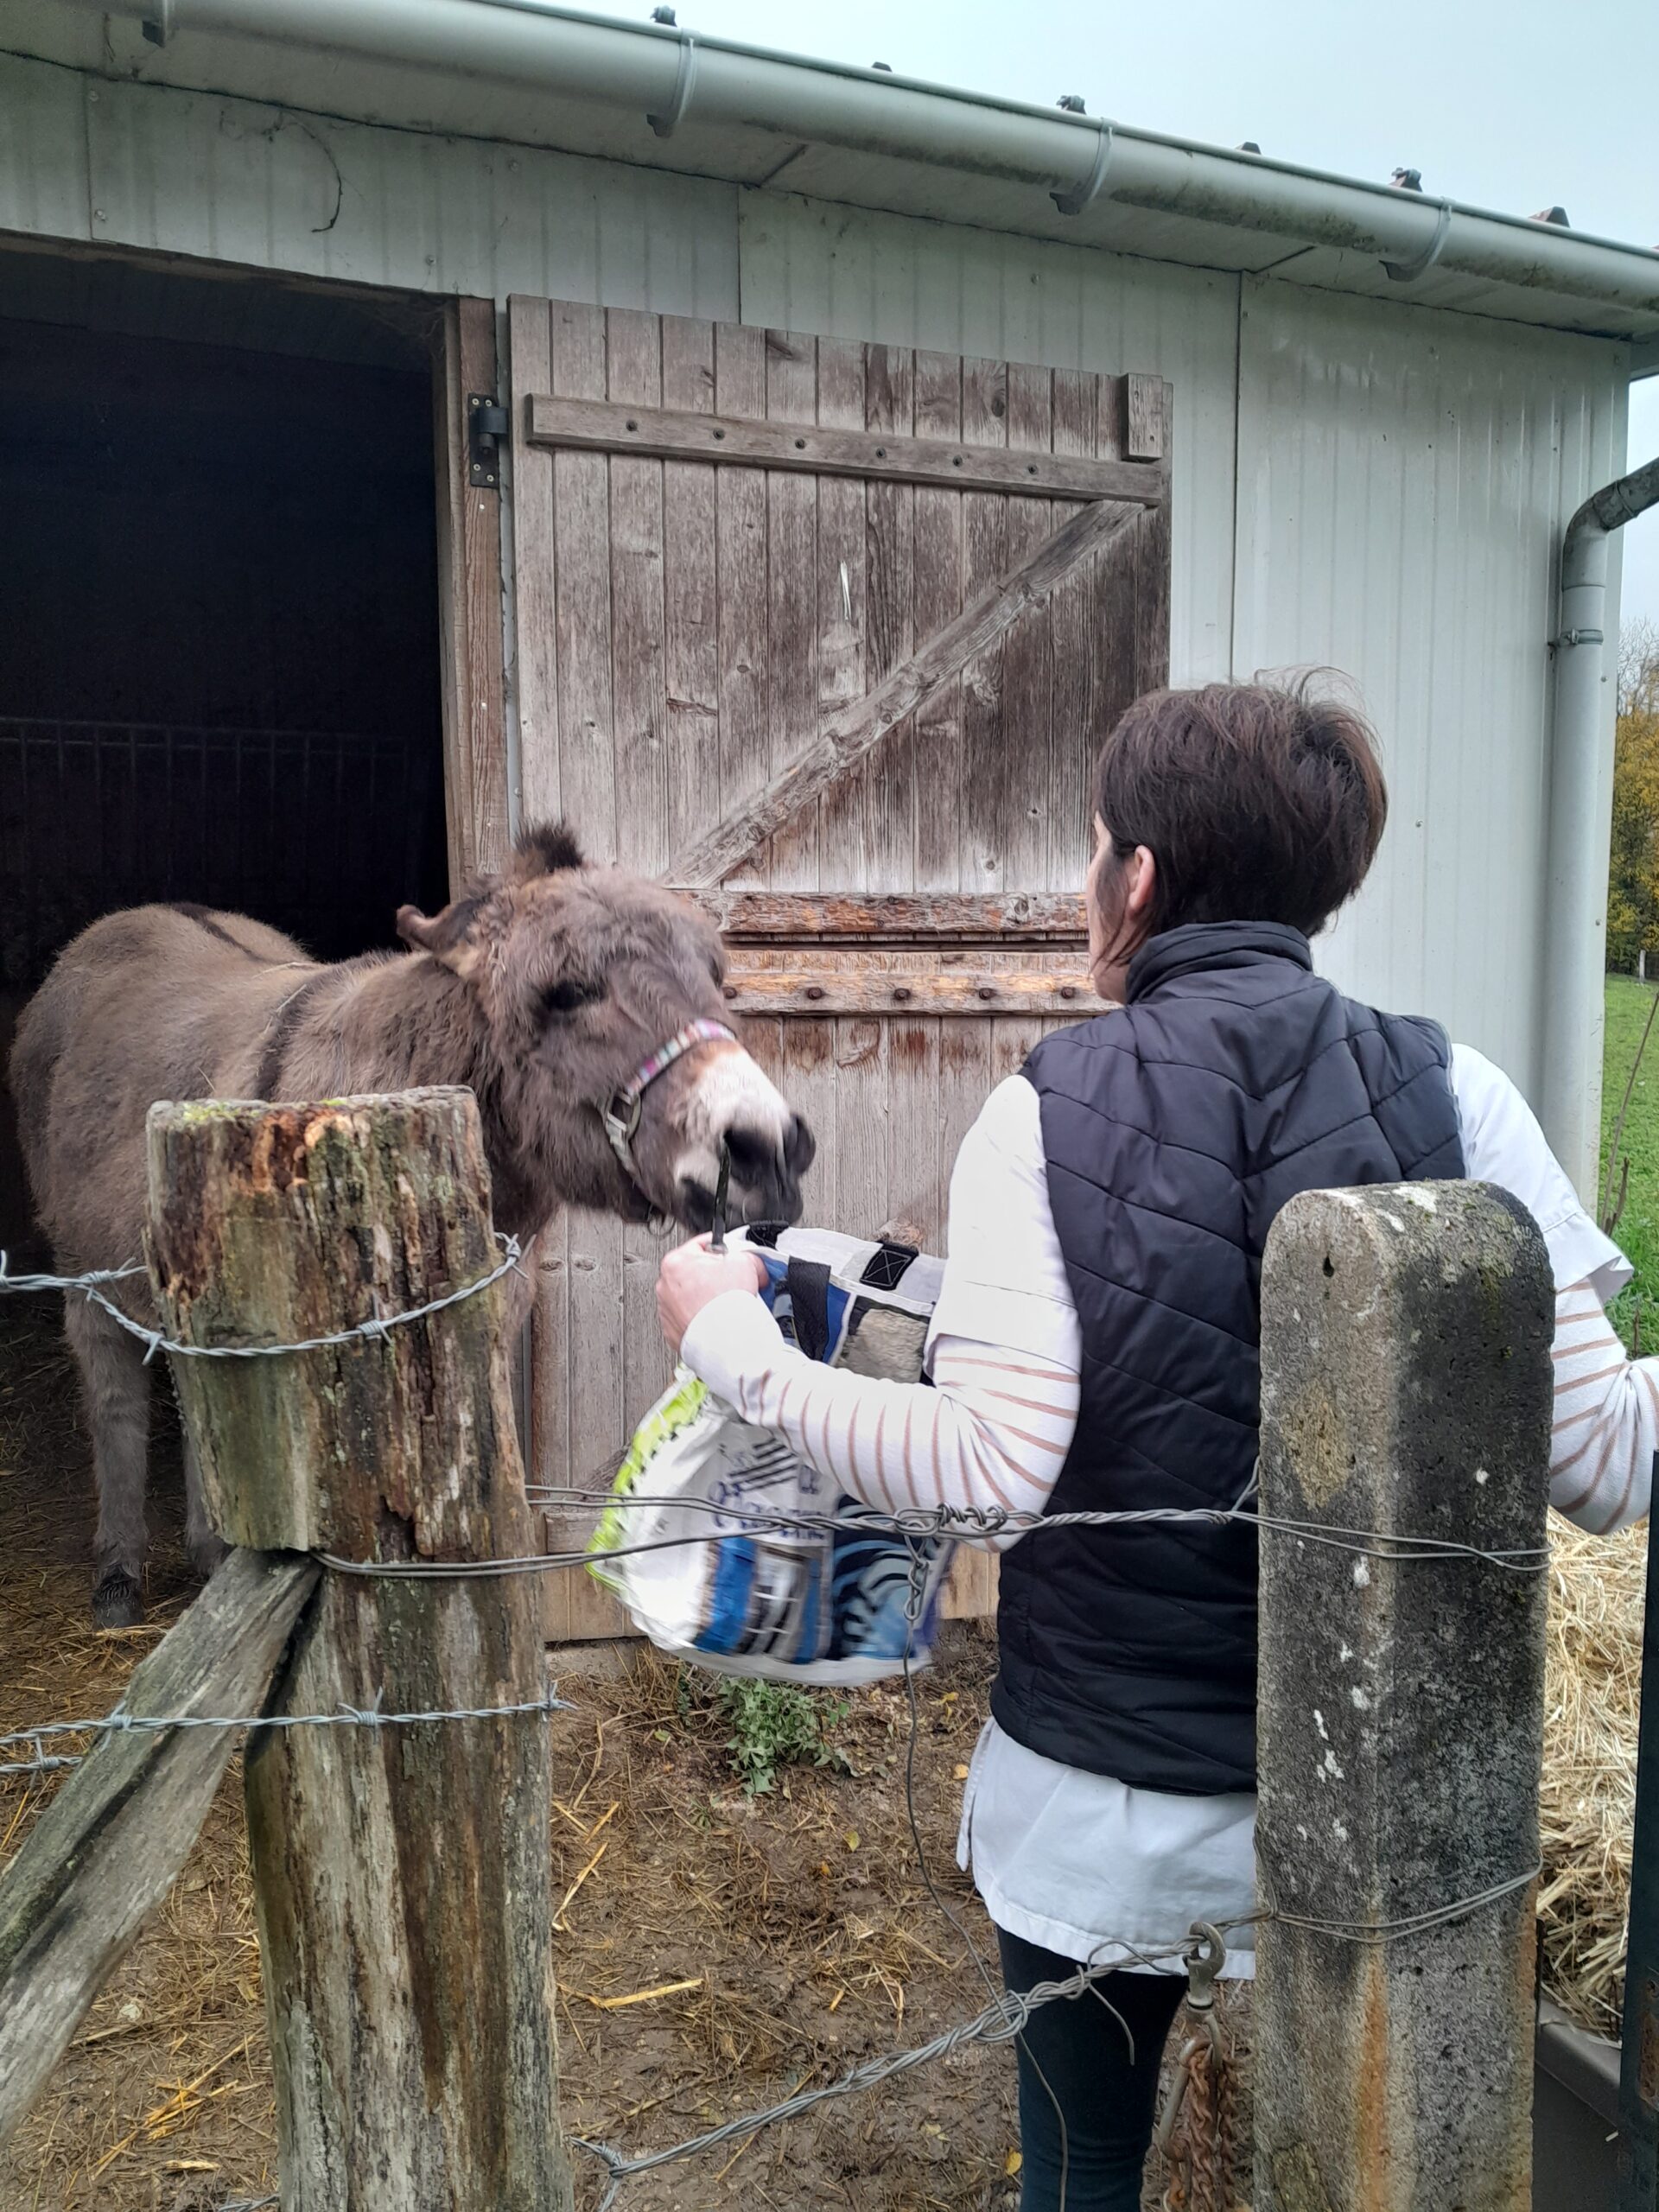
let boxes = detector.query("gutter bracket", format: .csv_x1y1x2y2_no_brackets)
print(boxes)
1382,198,1452,283
1052,122,1114,218
647,32,698,139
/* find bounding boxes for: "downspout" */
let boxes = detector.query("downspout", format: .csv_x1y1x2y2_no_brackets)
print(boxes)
1540,454,1659,1201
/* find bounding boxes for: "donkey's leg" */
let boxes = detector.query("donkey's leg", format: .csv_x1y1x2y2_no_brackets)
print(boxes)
63,1297,150,1627
181,1417,228,1580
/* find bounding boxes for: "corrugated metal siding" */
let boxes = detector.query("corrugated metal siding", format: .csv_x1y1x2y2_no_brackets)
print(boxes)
1232,280,1627,1108
0,52,741,316
737,192,1239,685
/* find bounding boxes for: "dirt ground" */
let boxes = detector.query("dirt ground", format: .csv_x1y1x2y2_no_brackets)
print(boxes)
0,1295,1250,2211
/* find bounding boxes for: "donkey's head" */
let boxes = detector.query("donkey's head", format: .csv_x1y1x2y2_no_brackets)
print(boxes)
397,824,813,1231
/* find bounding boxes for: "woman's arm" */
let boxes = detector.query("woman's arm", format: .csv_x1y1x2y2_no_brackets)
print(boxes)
674,1076,1083,1541
1549,1281,1656,1533
1451,1044,1650,1532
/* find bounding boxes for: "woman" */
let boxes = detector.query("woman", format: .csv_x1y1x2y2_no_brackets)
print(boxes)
656,682,1652,2212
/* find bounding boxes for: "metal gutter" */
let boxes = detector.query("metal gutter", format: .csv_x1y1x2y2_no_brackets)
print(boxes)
72,0,1659,326
1541,452,1659,1195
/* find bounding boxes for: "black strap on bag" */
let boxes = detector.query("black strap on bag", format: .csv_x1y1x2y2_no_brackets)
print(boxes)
785,1257,834,1363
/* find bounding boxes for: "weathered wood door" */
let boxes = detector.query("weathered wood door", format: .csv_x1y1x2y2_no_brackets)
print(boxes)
507,299,1171,1636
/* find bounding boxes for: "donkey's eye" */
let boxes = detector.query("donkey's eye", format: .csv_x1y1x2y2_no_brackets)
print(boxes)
542,977,604,1019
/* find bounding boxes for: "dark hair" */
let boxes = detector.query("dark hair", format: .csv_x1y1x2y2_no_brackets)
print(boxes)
1090,679,1388,957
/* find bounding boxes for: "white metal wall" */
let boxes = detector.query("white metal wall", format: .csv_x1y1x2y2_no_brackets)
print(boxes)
1231,280,1628,1112
0,51,740,315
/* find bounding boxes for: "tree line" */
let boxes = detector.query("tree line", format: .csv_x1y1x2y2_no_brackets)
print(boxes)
1608,618,1659,974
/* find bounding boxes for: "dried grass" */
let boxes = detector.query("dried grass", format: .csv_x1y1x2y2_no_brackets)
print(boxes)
1540,1516,1647,2037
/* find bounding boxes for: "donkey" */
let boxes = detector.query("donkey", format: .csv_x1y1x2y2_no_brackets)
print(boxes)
10,823,814,1625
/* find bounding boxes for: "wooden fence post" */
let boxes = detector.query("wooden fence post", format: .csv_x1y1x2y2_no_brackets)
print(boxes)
1254,1183,1553,2212
146,1088,571,2212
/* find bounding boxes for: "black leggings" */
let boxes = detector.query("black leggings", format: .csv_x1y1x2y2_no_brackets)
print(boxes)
996,1926,1186,2212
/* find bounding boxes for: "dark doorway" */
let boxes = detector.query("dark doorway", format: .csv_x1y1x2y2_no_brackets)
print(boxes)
0,250,450,1255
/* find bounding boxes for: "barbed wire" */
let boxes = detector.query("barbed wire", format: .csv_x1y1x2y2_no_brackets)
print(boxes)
0,1240,523,1365
0,1685,570,1778
319,1490,1550,1581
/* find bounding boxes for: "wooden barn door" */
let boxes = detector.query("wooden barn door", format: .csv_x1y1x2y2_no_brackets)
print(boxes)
507,299,1171,1636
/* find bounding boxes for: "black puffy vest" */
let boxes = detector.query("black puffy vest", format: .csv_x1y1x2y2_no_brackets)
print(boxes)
991,920,1464,1796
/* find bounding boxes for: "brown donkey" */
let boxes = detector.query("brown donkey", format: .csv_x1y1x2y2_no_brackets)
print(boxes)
10,823,813,1624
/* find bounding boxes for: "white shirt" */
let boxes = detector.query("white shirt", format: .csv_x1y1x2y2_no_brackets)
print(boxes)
683,1041,1638,1978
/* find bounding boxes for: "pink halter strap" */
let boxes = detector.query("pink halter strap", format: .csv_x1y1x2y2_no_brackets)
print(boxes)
600,1019,735,1182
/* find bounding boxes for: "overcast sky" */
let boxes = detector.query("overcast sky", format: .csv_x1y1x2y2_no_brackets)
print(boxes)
680,0,1659,634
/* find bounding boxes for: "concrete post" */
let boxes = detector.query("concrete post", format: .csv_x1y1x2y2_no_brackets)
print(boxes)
1254,1182,1553,2212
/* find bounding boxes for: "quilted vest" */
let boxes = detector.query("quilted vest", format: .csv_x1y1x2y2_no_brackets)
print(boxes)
992,920,1464,1795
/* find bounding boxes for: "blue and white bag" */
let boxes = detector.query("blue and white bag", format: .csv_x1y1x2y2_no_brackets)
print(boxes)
587,1226,955,1684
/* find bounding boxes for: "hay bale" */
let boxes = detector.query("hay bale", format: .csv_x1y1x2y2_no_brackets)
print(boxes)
1540,1518,1646,2037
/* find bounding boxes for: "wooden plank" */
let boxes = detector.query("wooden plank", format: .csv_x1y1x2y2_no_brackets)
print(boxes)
1003,362,1055,887
670,496,1142,887
1134,382,1174,697
528,391,1168,505
0,1548,320,2151
605,311,677,1480
836,1016,889,1239
714,324,769,888
508,296,561,830
690,889,1087,940
861,344,918,889
551,300,616,855
1051,368,1098,878
962,358,1010,896
1126,372,1167,461
435,297,509,882
149,1093,569,2208
886,1014,942,1246
766,329,820,889
719,965,1093,1017
783,1017,839,1229
605,308,668,876
913,351,964,892
661,316,722,860
815,338,869,888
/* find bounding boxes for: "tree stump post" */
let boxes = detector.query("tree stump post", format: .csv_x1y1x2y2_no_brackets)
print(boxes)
147,1089,571,2212
1254,1182,1553,2212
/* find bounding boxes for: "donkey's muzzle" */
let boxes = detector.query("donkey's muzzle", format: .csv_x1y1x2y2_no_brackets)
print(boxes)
677,1114,814,1232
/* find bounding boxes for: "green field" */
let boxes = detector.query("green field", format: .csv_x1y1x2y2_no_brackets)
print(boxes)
1601,975,1659,1347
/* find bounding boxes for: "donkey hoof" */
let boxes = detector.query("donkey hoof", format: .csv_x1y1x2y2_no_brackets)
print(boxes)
92,1573,143,1630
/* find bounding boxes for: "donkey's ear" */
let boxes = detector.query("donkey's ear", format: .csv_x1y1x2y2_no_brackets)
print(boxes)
397,894,485,976
510,821,584,881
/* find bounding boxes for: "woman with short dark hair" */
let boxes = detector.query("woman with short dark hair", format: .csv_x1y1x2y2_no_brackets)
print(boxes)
658,681,1650,2211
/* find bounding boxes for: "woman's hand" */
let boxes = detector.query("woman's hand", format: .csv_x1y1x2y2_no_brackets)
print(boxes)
656,1236,768,1359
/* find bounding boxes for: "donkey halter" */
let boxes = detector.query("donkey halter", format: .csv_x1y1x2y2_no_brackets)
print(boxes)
600,1019,737,1191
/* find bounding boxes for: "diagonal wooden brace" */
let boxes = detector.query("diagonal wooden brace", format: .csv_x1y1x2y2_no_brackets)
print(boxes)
667,495,1146,889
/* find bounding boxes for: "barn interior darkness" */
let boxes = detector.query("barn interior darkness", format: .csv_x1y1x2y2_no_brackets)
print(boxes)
0,249,449,1254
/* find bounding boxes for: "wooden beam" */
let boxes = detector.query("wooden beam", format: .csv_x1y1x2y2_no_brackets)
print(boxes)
671,497,1145,887
435,297,509,885
527,393,1169,506
1125,373,1168,461
0,1548,320,2152
688,890,1088,943
721,963,1094,1016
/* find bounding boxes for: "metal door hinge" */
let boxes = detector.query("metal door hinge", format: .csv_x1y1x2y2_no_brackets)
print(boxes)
467,394,509,489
